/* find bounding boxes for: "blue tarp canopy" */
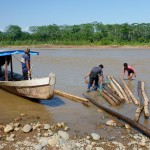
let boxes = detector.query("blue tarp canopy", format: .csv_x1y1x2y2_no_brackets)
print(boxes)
0,49,39,56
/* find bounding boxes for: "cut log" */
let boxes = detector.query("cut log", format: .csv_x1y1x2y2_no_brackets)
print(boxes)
107,75,124,99
54,89,89,102
83,94,150,138
103,85,125,103
100,91,117,106
120,78,139,105
134,81,144,122
141,81,150,118
103,89,120,105
112,77,129,103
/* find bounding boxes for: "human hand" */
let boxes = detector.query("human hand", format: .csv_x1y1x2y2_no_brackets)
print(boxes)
28,70,31,75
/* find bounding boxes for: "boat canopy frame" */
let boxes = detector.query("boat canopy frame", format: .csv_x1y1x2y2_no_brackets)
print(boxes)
0,49,39,81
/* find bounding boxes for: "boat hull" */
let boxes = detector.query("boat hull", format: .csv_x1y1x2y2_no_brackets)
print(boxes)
0,74,56,100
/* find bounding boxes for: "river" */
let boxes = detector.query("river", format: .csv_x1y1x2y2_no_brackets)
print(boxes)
0,48,150,136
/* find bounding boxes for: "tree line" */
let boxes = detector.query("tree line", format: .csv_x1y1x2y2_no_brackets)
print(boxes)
0,22,150,46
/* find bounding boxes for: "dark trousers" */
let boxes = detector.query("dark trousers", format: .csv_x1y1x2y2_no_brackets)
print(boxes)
23,71,28,80
88,73,99,90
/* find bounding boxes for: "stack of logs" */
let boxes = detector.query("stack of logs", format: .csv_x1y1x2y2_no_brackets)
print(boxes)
99,75,149,120
100,75,138,106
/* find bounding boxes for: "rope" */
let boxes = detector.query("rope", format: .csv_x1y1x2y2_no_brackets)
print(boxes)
98,80,111,96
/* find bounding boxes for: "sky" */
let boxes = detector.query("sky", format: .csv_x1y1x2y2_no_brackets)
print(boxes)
1,0,150,31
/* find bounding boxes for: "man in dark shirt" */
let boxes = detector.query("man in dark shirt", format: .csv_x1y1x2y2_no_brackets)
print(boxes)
84,64,104,92
21,48,31,80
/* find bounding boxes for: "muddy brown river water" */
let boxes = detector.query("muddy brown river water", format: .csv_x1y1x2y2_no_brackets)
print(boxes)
0,48,150,137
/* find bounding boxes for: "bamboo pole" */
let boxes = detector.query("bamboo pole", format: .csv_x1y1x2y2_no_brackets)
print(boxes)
107,75,124,99
83,94,150,138
54,89,89,102
120,78,139,105
134,81,144,122
141,81,149,118
112,77,129,103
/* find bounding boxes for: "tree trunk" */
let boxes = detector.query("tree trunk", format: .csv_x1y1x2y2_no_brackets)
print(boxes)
103,85,125,103
120,78,139,105
107,75,124,99
134,81,144,122
141,81,150,118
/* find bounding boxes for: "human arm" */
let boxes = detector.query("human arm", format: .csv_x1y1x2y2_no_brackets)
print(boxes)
84,72,90,79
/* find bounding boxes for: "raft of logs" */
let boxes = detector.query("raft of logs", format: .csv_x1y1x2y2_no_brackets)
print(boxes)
96,75,139,106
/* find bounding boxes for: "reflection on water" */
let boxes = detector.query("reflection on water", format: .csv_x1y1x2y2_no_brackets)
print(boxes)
1,48,150,132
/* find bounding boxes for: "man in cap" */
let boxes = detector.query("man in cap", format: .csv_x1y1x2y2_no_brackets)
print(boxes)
21,48,31,80
84,64,104,92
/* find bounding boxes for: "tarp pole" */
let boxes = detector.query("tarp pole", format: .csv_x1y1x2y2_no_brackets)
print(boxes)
10,55,13,79
5,56,8,81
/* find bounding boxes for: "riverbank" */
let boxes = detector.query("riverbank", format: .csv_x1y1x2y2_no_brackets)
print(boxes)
1,44,150,49
0,114,150,150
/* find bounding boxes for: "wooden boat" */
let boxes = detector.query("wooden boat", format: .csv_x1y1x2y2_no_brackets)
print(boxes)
0,49,56,100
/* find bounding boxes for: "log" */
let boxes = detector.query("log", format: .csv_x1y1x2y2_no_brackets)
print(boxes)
102,89,120,105
120,78,139,105
141,81,150,118
54,89,89,102
100,91,117,106
83,94,150,138
112,77,129,103
107,75,124,99
103,85,125,103
134,81,144,122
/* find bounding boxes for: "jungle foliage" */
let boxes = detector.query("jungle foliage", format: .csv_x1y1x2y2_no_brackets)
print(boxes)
0,22,150,46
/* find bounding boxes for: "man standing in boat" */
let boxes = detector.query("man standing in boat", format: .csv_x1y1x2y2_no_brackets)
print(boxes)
84,64,104,92
21,48,31,80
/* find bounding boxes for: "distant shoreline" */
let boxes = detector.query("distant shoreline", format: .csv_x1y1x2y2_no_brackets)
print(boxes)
1,44,150,49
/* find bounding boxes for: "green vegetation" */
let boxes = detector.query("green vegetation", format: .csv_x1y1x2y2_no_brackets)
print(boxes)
0,22,150,46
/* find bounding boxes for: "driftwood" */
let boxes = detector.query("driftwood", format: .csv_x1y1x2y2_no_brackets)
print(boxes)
134,81,144,122
83,94,150,138
120,78,139,105
112,77,129,103
54,89,89,102
141,81,150,118
107,75,124,99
